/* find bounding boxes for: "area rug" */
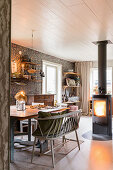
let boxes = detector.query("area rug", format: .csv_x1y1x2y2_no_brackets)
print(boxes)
11,139,84,170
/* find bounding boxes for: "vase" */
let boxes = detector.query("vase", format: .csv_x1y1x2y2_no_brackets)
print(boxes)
16,100,25,111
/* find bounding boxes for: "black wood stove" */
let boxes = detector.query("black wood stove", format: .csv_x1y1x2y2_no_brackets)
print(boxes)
92,40,112,139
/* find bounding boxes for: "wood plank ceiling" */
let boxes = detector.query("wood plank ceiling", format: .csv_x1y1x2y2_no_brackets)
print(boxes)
12,0,113,61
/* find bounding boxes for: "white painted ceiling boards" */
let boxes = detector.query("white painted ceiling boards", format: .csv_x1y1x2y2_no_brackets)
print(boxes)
12,0,113,61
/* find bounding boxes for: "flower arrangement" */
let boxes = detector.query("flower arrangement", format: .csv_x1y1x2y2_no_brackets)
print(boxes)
15,91,27,102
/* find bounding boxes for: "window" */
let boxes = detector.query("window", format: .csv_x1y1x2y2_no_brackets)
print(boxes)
42,61,62,103
90,67,112,97
46,65,57,94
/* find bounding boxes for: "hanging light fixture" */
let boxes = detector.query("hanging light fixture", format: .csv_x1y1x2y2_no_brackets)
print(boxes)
27,30,37,73
32,29,34,50
31,30,45,77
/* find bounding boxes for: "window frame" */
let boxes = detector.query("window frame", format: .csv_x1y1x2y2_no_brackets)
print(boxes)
90,67,112,97
42,60,62,103
45,64,57,95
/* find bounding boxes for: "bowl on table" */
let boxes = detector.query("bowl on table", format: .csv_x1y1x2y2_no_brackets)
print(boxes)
69,105,78,112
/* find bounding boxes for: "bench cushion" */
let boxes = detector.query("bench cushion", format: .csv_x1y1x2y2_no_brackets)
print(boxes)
32,110,66,137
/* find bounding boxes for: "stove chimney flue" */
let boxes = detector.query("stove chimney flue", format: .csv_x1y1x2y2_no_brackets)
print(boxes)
98,41,107,94
93,40,112,95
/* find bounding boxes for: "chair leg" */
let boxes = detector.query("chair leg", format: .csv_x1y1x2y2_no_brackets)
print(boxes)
75,129,80,150
50,140,55,168
62,136,65,146
20,121,24,140
20,121,23,133
31,137,36,163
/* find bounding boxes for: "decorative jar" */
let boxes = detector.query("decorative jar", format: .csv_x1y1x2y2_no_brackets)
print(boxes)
16,100,25,111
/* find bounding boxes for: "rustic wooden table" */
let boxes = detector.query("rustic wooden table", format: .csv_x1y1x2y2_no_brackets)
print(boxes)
10,106,38,162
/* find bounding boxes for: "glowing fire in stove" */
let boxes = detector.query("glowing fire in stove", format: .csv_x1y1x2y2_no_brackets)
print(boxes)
94,100,106,117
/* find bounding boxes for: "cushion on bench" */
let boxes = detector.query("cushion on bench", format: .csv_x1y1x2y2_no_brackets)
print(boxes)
32,110,67,137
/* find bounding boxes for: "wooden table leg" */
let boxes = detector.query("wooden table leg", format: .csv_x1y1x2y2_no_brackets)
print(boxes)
28,119,31,141
10,118,15,162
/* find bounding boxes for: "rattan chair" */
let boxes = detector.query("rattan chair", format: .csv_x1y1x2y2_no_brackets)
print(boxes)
31,110,81,168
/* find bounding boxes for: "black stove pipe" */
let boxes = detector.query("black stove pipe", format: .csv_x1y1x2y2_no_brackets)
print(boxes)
97,41,108,95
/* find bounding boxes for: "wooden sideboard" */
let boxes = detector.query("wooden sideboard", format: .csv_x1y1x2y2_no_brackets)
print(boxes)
27,94,54,106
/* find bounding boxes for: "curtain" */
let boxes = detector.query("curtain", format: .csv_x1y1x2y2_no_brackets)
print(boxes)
75,62,92,114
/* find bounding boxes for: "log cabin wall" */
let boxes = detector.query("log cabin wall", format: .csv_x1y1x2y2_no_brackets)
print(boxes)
0,0,11,169
11,43,75,104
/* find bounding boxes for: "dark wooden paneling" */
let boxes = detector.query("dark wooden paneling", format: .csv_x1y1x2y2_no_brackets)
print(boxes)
0,0,11,169
34,95,45,100
27,95,34,105
34,94,54,106
27,94,54,106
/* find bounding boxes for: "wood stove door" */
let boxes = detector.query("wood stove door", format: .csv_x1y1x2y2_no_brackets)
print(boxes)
92,98,107,125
